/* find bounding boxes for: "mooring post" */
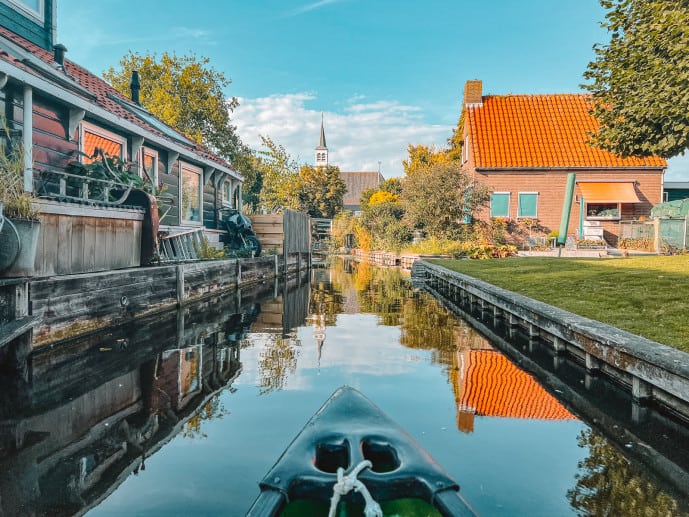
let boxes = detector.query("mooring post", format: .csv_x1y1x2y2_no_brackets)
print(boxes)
632,377,652,402
176,265,185,305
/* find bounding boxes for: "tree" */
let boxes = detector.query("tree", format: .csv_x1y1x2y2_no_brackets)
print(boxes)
400,163,490,239
296,164,346,218
103,51,246,162
583,0,689,158
360,177,402,213
402,144,455,175
255,136,300,212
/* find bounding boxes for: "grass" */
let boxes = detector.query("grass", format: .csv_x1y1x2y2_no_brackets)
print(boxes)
429,255,689,352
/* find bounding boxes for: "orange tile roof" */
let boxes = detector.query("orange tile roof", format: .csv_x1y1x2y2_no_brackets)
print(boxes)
0,27,232,171
466,94,666,169
454,350,576,421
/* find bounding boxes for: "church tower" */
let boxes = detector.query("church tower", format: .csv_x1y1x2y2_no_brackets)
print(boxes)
315,113,328,167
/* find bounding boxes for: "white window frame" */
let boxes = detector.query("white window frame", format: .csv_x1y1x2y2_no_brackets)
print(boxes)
222,178,233,207
490,192,510,218
180,161,203,226
517,192,539,219
462,136,469,164
4,0,44,22
140,147,159,186
79,121,126,162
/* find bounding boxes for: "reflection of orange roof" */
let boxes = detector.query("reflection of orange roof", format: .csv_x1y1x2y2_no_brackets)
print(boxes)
466,94,667,169
455,350,576,421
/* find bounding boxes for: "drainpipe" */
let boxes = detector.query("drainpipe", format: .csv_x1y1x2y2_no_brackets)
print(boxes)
23,85,33,193
557,173,576,246
579,196,584,239
237,183,242,211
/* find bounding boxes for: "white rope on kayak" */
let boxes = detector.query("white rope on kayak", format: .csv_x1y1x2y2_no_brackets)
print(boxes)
328,459,383,517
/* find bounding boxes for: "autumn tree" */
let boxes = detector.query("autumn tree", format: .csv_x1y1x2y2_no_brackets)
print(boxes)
584,0,689,157
296,164,346,218
103,51,246,162
402,144,455,175
400,163,489,240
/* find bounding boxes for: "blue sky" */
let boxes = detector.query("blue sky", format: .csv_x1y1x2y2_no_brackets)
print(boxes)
57,0,688,180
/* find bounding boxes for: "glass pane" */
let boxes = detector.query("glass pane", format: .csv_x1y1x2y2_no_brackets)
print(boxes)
83,130,123,163
182,168,201,222
518,193,538,218
142,152,156,181
490,193,509,217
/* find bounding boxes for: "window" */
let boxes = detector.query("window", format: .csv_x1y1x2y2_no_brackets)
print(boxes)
586,202,620,220
222,179,233,206
140,147,158,184
490,192,510,218
5,0,43,21
518,192,538,218
80,122,126,163
462,136,469,164
180,162,202,224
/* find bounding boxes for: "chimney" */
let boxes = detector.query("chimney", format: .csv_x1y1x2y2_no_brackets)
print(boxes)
464,79,483,107
130,70,141,105
53,43,67,68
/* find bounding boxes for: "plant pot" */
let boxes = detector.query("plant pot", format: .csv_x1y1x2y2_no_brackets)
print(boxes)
0,218,40,277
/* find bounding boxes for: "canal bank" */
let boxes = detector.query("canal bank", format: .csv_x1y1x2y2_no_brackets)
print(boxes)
411,260,689,425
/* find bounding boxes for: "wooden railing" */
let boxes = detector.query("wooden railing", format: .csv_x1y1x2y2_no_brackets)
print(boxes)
35,168,134,206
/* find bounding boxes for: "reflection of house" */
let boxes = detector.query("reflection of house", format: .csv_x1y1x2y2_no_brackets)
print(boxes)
452,348,576,433
459,80,667,246
0,0,242,277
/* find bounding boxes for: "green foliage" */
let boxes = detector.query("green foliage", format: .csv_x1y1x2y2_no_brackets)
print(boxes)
400,162,490,240
296,164,346,218
583,0,689,158
0,122,39,220
194,237,227,260
331,210,358,249
103,51,247,163
360,199,411,251
360,177,402,213
255,136,300,212
404,238,516,259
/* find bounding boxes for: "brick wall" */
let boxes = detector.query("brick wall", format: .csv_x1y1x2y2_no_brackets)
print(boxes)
472,169,663,245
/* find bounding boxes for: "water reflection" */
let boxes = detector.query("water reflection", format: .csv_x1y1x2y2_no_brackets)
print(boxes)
1,260,687,516
0,277,305,517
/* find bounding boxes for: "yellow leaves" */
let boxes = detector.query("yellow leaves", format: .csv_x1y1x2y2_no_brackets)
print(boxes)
368,191,399,206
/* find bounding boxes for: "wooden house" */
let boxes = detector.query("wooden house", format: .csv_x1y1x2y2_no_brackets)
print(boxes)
0,0,243,276
459,80,667,246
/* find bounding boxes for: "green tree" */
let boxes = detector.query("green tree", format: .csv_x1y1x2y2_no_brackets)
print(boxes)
296,164,346,218
255,136,300,212
400,163,490,239
360,177,402,213
103,51,246,162
583,0,689,157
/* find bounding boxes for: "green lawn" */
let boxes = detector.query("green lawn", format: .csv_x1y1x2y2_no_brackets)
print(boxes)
429,256,689,352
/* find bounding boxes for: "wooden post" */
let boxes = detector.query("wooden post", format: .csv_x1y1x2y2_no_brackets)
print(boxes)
176,265,185,305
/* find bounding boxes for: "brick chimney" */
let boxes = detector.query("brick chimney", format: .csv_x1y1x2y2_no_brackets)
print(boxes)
464,79,483,107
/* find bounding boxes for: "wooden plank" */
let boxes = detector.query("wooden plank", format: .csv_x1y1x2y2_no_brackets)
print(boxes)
56,215,72,275
70,215,86,273
83,216,97,272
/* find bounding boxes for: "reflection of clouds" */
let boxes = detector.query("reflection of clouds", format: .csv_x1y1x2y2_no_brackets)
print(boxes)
236,314,428,391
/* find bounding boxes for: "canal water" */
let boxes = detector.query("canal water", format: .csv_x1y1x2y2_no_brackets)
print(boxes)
1,259,688,516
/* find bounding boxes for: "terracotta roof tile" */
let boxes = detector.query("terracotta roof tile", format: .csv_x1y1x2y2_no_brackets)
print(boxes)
0,27,231,170
467,94,666,169
454,350,576,421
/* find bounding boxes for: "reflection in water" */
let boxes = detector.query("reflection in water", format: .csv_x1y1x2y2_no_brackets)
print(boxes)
0,285,272,516
568,429,684,516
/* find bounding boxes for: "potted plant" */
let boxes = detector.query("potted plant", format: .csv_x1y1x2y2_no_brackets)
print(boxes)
0,123,41,277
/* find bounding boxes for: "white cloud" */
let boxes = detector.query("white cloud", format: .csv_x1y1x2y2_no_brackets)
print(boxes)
287,0,348,17
232,93,452,178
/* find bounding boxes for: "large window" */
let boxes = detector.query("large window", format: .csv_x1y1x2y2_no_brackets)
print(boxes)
181,162,202,224
222,179,233,207
80,122,126,163
518,192,538,218
490,192,510,218
586,202,620,220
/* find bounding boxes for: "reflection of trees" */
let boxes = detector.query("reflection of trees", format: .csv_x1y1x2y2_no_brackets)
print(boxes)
567,429,686,516
251,334,301,395
309,279,343,326
181,396,229,439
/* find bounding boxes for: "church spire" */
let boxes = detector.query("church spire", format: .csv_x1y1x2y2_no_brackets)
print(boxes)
315,113,328,167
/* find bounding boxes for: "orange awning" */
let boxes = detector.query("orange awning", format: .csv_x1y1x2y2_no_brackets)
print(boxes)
577,182,640,203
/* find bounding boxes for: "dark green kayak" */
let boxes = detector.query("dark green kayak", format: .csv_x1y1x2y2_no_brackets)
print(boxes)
246,386,476,517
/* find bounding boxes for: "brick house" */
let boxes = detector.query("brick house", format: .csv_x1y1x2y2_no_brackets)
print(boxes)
459,80,667,246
